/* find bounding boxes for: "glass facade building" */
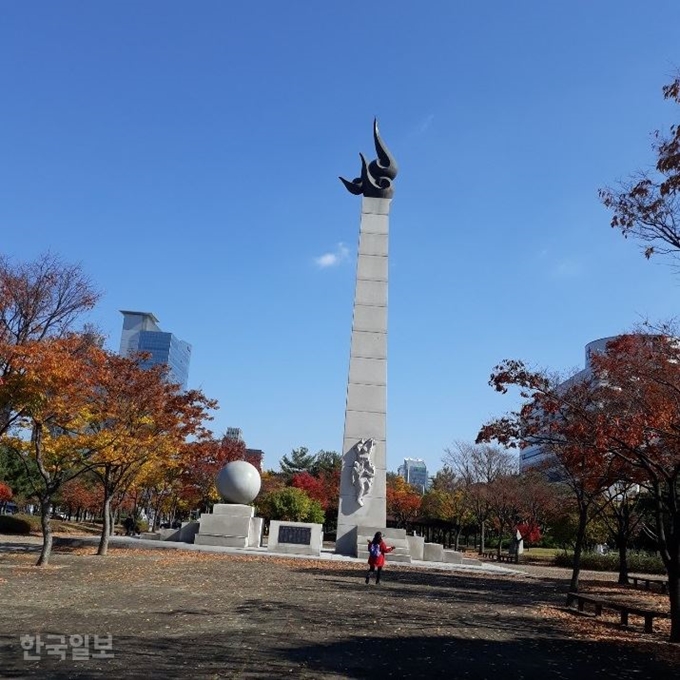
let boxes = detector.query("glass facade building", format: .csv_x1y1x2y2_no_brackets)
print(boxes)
119,311,191,391
398,458,429,493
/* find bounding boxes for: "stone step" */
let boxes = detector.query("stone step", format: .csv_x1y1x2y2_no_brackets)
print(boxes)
462,557,482,566
358,548,412,563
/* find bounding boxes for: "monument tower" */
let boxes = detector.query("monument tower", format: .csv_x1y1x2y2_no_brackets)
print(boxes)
335,120,398,555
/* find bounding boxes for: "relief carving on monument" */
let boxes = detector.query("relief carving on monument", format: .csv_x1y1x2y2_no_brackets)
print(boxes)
351,438,376,506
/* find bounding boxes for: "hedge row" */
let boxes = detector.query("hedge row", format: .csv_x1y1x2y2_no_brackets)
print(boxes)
0,514,33,535
553,550,665,574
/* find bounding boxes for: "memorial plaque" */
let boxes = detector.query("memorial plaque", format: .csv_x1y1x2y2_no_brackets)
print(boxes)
278,525,311,545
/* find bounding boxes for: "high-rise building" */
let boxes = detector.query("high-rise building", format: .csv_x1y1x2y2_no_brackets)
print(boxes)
119,310,191,391
397,458,429,493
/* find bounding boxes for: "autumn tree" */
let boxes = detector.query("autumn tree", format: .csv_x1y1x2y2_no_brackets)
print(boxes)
179,436,247,512
600,73,680,264
2,335,107,565
0,481,12,513
0,252,99,435
477,363,624,592
86,351,216,555
485,475,522,558
514,470,559,551
420,485,469,550
443,442,516,553
291,472,326,507
589,333,680,641
386,475,421,529
59,476,100,521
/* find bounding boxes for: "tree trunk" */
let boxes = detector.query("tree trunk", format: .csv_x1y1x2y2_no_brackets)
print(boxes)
617,535,629,585
669,559,680,643
98,489,112,556
36,497,53,567
478,522,485,554
568,508,588,597
454,528,461,551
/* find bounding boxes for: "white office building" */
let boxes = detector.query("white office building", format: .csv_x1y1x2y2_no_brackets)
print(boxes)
520,336,617,473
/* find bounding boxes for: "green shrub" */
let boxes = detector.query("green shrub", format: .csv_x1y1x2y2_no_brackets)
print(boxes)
257,487,325,524
0,514,32,535
554,550,666,574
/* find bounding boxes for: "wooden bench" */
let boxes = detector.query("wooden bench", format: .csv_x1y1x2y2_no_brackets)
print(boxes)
566,592,670,634
630,576,668,595
481,551,516,564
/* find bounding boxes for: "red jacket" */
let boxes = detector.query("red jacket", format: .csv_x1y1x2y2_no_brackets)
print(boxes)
367,540,394,567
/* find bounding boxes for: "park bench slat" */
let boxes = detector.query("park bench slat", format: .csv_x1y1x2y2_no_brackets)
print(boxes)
566,592,670,634
630,576,668,594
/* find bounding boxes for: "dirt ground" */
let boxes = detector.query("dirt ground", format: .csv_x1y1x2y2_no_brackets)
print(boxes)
0,536,678,679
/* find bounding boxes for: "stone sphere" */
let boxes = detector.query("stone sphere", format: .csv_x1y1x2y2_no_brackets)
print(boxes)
216,461,261,504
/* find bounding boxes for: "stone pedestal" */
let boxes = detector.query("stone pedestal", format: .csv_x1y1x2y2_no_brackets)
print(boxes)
194,504,262,549
336,197,391,555
267,520,323,556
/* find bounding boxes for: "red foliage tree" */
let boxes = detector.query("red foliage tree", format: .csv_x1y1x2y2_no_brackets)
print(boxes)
386,475,422,528
600,73,680,264
477,360,626,592
291,472,325,506
590,333,680,642
0,481,12,503
179,436,247,510
60,478,99,517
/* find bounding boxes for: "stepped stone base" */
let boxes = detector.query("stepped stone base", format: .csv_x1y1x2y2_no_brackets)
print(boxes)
356,526,412,564
195,503,262,549
423,542,444,562
462,557,482,566
406,535,425,560
443,550,463,564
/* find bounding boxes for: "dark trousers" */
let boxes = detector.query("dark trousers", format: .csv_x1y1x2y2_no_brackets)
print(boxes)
366,564,383,583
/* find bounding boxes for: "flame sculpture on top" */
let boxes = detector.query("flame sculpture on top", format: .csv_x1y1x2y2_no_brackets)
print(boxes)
339,119,398,199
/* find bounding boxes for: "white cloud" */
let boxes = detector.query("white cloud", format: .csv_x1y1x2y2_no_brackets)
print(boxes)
552,258,583,279
415,114,434,136
314,242,350,269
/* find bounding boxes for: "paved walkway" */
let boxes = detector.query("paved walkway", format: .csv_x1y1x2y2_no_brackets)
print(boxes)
39,533,527,576
1,534,652,584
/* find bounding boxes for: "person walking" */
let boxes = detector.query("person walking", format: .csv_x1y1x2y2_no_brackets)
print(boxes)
365,531,395,584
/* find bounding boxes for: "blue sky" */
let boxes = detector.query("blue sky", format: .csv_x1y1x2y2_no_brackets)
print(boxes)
2,2,679,475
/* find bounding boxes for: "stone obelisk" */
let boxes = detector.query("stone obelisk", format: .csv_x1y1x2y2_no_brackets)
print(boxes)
335,120,398,556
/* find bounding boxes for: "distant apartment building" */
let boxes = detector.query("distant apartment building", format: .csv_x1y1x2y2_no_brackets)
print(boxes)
119,310,191,391
397,458,429,493
224,427,244,442
222,428,264,472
